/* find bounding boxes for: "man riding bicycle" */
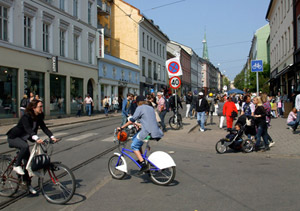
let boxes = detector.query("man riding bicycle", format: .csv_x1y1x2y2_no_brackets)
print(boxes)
118,95,163,173
6,99,58,194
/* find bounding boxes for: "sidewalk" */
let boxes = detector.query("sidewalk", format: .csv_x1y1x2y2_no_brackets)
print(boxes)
0,112,122,137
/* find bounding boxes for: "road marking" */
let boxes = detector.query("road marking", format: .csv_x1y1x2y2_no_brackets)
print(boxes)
66,133,98,141
101,137,113,142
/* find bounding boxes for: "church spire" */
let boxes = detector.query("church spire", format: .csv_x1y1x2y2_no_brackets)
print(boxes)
202,32,209,60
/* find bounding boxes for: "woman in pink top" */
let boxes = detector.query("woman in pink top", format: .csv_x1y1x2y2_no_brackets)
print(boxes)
287,108,297,130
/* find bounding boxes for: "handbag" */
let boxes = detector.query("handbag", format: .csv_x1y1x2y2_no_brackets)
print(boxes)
231,111,238,119
31,154,51,171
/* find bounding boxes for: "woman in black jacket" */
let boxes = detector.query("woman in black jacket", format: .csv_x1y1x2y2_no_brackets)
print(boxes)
253,96,270,152
6,99,58,194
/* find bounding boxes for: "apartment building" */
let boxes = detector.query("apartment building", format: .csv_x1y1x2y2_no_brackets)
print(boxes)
0,0,98,122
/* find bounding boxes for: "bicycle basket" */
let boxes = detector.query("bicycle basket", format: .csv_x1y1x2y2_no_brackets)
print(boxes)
31,154,51,171
117,131,128,142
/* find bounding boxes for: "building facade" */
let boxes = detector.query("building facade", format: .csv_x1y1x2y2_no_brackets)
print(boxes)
266,0,295,96
0,0,98,122
293,0,300,93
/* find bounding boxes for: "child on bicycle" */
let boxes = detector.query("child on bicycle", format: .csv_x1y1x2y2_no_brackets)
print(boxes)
6,99,58,194
118,95,163,173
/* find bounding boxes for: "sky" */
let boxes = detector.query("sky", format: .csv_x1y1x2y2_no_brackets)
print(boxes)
124,0,270,81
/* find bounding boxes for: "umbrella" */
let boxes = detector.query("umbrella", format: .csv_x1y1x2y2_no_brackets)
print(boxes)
227,89,245,94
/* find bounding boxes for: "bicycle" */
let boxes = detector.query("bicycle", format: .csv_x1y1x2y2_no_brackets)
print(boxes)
108,130,176,186
169,107,183,130
0,139,76,204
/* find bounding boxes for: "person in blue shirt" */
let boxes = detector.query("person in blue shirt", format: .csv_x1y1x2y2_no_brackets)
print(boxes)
121,93,133,126
118,95,163,173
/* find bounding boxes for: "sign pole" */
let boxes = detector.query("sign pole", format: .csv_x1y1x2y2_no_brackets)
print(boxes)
256,72,259,96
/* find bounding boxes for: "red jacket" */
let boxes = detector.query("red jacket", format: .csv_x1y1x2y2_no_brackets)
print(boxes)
223,101,238,117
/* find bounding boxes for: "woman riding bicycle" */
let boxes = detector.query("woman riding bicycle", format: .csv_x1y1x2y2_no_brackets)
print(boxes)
6,99,58,194
118,95,163,173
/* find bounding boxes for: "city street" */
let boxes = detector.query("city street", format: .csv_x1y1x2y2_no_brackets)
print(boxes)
0,111,300,211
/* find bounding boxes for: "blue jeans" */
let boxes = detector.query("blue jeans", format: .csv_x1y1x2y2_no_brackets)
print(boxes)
158,110,167,130
86,104,91,116
104,107,108,115
197,111,206,130
255,125,269,148
287,121,297,127
121,115,127,126
131,133,144,151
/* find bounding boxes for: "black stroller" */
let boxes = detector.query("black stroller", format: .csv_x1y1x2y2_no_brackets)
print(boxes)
215,116,254,154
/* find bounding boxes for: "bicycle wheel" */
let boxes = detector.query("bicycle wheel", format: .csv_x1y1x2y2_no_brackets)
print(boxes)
0,157,20,197
39,163,76,204
215,139,227,154
169,116,180,130
242,139,254,153
108,155,126,180
149,166,176,186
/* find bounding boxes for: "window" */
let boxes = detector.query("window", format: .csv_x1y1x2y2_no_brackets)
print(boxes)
159,44,162,57
88,40,93,64
142,57,145,76
43,23,49,52
142,32,145,48
59,29,65,56
129,72,132,81
163,47,165,59
0,6,8,41
148,59,152,78
73,0,78,18
103,64,106,76
24,16,32,48
60,0,65,11
154,40,156,54
121,70,125,79
288,27,291,51
157,43,159,55
158,64,161,81
73,34,79,60
113,67,116,79
88,1,92,25
150,37,152,52
147,35,149,50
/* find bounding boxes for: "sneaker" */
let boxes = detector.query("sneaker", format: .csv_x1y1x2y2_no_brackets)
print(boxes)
199,128,205,132
139,162,149,173
13,166,25,175
288,126,292,130
28,185,37,195
269,141,275,147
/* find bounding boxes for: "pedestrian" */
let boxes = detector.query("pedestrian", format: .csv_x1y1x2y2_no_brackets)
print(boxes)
129,95,137,116
293,92,300,133
261,93,275,147
206,93,215,125
185,91,193,118
253,96,270,152
20,94,29,117
169,93,183,114
29,92,35,102
157,92,167,132
217,96,225,129
84,94,93,116
103,96,109,116
223,96,238,131
196,92,209,132
35,95,40,101
113,95,119,113
76,96,83,117
287,108,298,132
241,95,255,117
276,92,283,117
121,93,133,126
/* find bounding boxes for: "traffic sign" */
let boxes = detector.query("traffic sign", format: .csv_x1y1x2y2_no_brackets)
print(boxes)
166,57,182,78
251,60,263,72
169,76,181,89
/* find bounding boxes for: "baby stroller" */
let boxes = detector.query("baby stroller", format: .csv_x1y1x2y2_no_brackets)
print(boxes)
215,123,254,154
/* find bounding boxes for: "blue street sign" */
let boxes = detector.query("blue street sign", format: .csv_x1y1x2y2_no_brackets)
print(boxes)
251,60,263,72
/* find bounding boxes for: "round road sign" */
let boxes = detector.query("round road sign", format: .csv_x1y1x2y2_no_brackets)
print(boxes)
169,76,181,89
168,61,180,74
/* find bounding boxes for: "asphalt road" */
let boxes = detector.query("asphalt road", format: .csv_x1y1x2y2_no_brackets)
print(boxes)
1,114,300,211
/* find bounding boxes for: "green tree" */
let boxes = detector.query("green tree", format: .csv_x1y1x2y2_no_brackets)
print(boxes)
223,77,230,90
233,71,245,90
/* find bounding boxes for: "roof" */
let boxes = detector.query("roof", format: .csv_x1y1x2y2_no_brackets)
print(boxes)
265,0,274,20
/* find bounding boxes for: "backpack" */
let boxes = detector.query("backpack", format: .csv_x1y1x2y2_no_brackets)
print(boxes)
164,97,170,112
20,99,28,108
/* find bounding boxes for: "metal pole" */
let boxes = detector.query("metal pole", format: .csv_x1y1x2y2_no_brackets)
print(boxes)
256,72,259,96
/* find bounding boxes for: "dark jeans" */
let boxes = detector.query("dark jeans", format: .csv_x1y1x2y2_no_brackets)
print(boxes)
159,110,167,130
7,137,30,166
76,109,82,117
104,107,108,115
255,126,269,148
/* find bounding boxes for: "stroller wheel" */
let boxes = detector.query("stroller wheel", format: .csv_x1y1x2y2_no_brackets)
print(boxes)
215,139,227,154
242,139,254,153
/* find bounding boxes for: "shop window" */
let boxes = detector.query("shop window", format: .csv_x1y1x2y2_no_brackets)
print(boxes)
50,74,66,116
70,77,83,114
0,67,18,119
24,70,44,101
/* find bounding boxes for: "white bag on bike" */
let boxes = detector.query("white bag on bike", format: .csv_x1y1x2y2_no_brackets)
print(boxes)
26,144,44,177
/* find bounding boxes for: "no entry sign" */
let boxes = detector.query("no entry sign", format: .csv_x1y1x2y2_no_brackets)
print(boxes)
169,76,181,89
166,57,182,78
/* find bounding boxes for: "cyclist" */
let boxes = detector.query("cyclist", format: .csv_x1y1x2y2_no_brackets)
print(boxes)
6,99,58,194
118,95,163,173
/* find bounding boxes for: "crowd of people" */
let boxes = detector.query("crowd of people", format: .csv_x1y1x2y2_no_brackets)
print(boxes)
183,90,300,152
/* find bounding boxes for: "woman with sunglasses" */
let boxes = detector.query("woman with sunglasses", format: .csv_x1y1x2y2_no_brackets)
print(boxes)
6,99,58,194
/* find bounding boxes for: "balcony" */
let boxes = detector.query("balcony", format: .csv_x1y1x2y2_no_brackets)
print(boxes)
97,0,111,15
